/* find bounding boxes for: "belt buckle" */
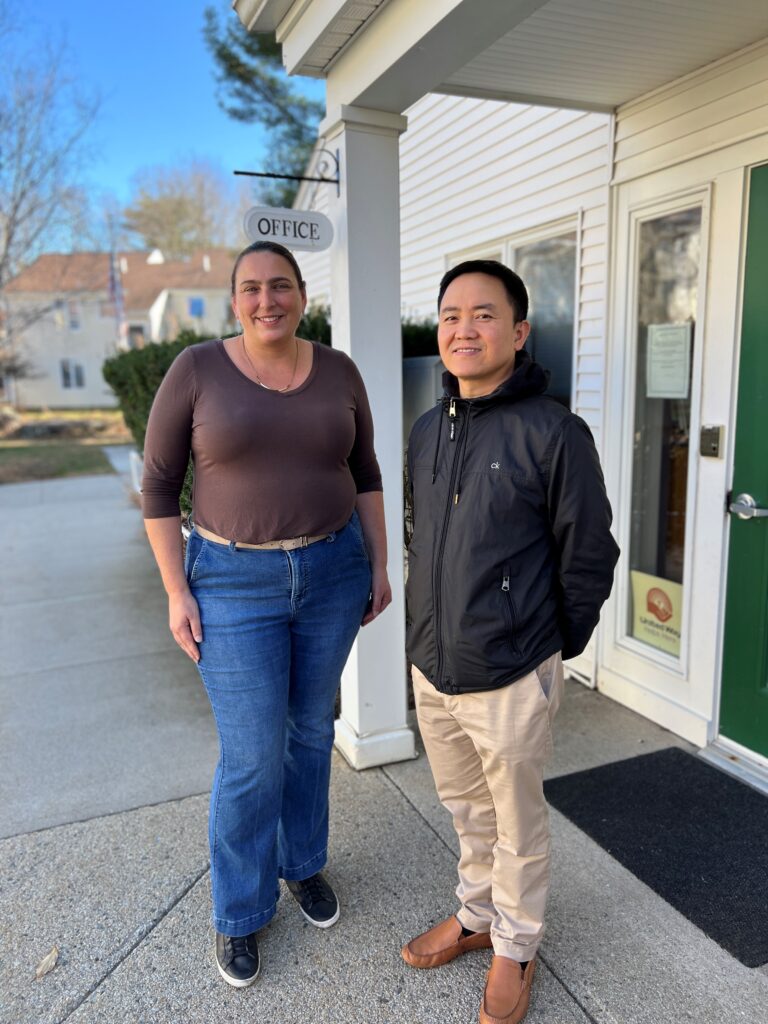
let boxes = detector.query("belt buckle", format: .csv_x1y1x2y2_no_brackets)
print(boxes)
300,535,309,548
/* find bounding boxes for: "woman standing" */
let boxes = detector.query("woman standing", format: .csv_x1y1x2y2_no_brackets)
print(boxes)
141,241,391,986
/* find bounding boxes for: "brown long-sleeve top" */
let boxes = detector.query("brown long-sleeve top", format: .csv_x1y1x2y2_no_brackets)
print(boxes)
141,339,383,543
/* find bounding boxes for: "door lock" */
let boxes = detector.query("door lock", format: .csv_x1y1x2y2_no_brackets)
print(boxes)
728,493,768,520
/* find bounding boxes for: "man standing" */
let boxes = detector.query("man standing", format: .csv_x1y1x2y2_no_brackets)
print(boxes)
402,260,619,1024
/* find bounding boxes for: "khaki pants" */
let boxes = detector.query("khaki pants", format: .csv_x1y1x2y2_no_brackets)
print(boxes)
412,654,563,961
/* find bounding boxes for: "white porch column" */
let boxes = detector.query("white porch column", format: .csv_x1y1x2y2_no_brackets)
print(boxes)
321,104,416,770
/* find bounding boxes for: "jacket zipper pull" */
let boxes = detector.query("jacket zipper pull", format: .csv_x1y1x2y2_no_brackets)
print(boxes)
449,398,456,441
502,575,510,592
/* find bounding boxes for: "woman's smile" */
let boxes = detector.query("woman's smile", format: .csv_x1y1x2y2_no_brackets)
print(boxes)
231,250,308,347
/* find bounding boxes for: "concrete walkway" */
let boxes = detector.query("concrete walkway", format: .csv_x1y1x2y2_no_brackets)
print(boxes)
1,468,766,1024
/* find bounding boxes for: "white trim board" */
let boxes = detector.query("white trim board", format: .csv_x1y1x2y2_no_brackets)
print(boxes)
698,738,768,797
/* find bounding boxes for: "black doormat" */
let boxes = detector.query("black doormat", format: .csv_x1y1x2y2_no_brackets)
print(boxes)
544,746,768,967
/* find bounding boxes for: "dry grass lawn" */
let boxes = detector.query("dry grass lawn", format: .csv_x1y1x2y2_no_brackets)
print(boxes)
0,443,116,484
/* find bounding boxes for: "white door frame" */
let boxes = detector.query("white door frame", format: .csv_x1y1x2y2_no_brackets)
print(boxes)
600,135,768,747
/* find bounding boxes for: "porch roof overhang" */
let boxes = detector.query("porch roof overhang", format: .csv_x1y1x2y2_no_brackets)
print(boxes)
233,0,768,113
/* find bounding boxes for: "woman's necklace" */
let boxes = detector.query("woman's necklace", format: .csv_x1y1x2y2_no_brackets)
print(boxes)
241,335,300,393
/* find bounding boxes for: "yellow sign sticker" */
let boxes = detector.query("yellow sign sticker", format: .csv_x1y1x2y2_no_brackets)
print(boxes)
630,570,683,658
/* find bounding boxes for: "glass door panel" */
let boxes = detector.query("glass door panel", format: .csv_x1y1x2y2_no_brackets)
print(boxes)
628,207,701,658
513,233,577,408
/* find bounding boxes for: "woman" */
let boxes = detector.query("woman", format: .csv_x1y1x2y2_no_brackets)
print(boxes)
141,241,391,987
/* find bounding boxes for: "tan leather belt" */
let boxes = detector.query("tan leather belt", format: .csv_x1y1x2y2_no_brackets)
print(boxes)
194,523,329,551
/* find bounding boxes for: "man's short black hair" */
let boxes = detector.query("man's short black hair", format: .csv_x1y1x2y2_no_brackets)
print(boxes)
438,260,529,321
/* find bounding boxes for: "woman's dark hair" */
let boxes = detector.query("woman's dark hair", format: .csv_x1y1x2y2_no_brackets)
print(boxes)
438,259,529,321
230,241,306,295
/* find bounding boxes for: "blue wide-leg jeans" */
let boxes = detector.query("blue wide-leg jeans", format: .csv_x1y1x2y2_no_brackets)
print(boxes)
185,514,371,936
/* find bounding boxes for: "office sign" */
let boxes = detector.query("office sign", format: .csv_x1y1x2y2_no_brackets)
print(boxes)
243,207,334,252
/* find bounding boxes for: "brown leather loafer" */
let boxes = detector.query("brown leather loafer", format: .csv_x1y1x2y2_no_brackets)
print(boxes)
401,915,493,969
479,956,536,1024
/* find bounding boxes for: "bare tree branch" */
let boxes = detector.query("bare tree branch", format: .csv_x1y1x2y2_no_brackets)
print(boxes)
122,157,249,258
0,31,99,381
203,6,323,207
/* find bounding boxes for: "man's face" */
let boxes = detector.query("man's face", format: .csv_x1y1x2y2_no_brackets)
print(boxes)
437,273,530,398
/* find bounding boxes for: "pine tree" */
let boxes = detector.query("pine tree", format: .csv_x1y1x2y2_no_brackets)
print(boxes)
203,7,324,207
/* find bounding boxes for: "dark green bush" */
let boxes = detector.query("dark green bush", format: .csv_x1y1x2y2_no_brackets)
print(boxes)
103,330,209,519
299,305,438,357
300,304,332,346
102,329,207,452
402,317,438,358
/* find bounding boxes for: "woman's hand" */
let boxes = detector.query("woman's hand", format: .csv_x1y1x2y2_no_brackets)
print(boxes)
144,518,202,662
362,566,392,626
169,588,203,662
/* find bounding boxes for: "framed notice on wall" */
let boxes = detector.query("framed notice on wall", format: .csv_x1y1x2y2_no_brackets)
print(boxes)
646,322,692,399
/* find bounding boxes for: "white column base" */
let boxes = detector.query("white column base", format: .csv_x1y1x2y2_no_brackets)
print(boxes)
334,716,417,770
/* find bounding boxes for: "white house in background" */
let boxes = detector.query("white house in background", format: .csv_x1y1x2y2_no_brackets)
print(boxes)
3,249,235,409
235,1,768,789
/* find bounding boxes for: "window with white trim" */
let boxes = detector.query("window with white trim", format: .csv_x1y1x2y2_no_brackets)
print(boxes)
60,359,85,389
510,233,577,408
67,300,81,330
128,325,145,349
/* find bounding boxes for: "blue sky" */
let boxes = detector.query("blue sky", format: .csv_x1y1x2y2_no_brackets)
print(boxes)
25,0,324,207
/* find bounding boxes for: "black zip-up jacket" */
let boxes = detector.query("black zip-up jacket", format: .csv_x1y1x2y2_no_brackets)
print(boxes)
406,351,619,695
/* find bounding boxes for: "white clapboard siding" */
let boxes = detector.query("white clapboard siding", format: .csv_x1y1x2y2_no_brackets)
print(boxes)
300,94,612,455
614,37,768,183
399,95,611,460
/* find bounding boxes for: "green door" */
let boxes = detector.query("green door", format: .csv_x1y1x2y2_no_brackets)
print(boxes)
720,163,768,758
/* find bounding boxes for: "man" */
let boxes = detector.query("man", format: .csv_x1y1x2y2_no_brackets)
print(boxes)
402,260,619,1024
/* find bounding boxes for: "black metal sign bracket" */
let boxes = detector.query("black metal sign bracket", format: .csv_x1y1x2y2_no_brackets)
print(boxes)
234,148,340,198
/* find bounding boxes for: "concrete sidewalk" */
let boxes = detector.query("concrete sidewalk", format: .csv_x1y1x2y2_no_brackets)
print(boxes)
1,470,766,1024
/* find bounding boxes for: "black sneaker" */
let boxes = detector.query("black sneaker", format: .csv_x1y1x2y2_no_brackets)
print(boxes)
286,872,340,928
215,931,260,987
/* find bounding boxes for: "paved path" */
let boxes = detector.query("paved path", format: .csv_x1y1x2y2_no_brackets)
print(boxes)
1,471,766,1024
1,471,217,838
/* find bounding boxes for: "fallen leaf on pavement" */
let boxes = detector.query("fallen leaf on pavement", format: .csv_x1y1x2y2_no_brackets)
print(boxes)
35,945,59,980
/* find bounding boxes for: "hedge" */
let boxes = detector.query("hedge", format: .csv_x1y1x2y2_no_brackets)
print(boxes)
102,329,205,453
104,306,437,519
103,329,207,518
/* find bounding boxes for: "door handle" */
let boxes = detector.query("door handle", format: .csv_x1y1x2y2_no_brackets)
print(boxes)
728,493,768,520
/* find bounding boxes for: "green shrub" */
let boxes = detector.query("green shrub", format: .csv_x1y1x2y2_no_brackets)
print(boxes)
102,329,206,452
402,317,438,358
299,305,438,357
300,304,332,346
103,330,209,519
